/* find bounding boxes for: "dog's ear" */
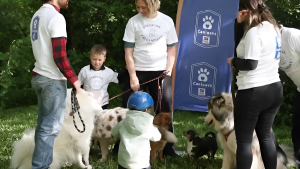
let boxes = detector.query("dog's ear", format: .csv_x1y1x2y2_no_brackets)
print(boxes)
163,113,171,124
209,93,233,122
153,113,162,126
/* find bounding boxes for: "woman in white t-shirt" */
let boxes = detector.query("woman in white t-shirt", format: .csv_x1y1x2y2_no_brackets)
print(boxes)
121,0,178,160
227,0,283,168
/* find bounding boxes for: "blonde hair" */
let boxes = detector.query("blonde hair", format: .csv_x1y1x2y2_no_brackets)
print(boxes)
136,0,161,15
90,44,107,56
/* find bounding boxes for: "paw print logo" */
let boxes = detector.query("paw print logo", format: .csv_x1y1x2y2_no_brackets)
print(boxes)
149,28,156,37
203,15,214,30
198,68,210,82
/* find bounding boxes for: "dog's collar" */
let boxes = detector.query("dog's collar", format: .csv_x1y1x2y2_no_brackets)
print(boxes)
224,130,234,142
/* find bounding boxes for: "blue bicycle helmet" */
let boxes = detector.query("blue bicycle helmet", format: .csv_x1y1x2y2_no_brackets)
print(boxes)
127,91,154,110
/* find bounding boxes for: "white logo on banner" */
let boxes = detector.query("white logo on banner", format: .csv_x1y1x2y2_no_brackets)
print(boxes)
198,68,209,82
203,15,214,30
189,62,217,100
194,10,221,48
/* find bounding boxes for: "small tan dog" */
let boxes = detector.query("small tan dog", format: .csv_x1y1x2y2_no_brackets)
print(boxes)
150,112,178,163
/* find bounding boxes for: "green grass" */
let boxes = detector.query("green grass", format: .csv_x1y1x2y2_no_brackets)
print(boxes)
0,105,297,169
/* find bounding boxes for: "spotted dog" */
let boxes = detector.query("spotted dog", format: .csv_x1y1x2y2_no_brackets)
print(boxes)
92,107,128,162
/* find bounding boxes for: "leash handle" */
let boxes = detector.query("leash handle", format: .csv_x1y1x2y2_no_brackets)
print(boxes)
71,89,86,133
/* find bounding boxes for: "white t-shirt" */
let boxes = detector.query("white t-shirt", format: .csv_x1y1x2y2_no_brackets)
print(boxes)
123,12,178,71
279,27,300,92
236,21,281,90
78,65,118,105
30,4,67,80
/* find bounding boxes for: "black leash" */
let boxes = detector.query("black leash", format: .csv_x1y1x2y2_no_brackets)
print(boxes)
71,89,85,133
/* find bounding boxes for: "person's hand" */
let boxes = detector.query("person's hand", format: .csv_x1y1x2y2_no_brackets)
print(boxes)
227,57,234,66
72,80,82,94
130,75,140,92
164,70,171,76
237,10,249,23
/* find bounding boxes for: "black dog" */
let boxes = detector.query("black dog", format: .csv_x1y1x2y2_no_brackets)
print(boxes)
183,130,218,161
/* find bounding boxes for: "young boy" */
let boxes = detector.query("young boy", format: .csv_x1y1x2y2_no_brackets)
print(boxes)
112,92,161,169
78,44,118,109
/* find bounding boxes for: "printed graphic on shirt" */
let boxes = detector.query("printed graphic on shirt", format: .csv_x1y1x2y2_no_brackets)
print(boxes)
190,62,216,100
90,76,104,91
275,36,281,60
279,50,293,70
141,24,163,44
32,16,40,41
194,10,221,48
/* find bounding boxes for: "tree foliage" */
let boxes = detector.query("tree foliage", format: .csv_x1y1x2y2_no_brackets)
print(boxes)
0,0,299,126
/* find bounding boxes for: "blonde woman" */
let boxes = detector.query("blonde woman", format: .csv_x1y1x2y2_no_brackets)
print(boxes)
121,0,179,158
227,0,283,168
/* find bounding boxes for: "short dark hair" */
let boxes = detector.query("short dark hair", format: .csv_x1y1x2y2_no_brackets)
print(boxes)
90,44,107,56
41,0,51,3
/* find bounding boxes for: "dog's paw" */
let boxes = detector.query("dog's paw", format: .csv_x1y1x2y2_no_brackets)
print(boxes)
99,158,107,162
85,165,92,169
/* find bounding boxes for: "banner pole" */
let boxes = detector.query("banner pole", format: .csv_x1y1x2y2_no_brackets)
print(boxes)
172,0,184,112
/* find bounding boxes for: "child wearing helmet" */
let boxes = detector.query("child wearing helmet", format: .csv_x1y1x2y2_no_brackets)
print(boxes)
112,91,161,169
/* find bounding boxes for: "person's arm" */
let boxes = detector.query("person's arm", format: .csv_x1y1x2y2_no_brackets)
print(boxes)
149,126,161,142
112,122,122,139
166,45,176,76
125,47,139,91
231,58,258,70
123,18,139,91
49,14,81,90
166,18,178,76
51,37,81,90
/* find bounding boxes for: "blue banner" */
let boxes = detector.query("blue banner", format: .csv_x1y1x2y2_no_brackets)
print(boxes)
173,0,239,112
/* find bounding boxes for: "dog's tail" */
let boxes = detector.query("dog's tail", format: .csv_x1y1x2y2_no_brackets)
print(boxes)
278,145,296,167
157,127,177,143
205,131,216,138
11,129,35,169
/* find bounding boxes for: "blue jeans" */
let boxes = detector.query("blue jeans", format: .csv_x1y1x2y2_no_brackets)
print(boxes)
31,75,67,169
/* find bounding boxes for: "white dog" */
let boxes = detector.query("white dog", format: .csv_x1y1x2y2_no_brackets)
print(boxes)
204,93,295,169
11,89,102,169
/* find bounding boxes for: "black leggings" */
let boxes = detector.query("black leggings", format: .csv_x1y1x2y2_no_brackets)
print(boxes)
234,82,283,169
292,91,300,155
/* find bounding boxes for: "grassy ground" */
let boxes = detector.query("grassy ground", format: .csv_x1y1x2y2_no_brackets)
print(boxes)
0,105,296,169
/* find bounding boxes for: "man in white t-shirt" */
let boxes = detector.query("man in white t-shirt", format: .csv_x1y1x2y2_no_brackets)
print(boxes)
279,25,300,167
30,0,81,168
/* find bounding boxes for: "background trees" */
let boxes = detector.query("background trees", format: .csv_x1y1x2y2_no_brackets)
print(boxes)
0,0,299,125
